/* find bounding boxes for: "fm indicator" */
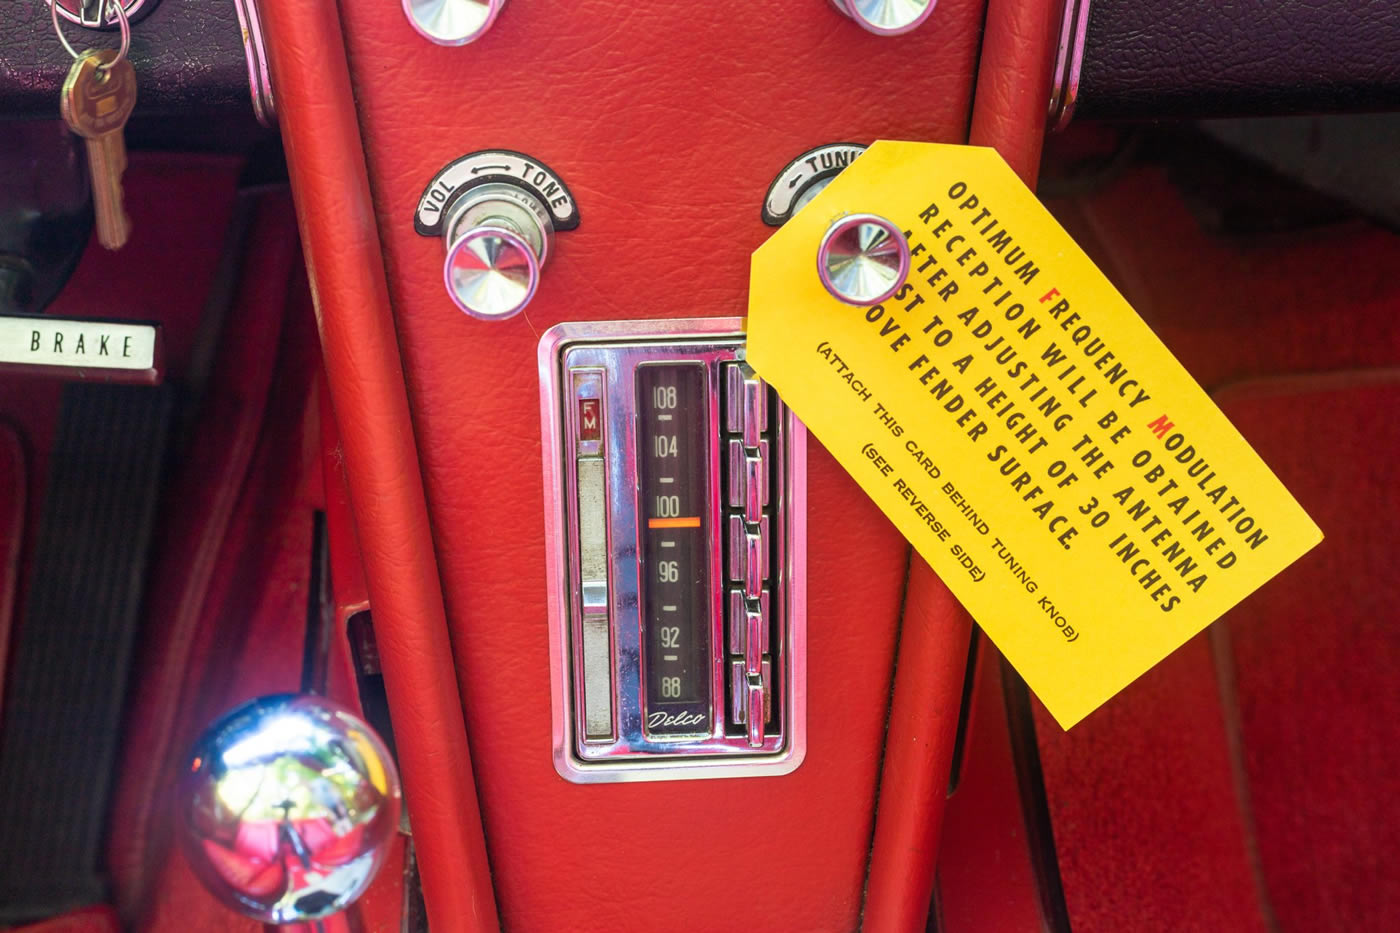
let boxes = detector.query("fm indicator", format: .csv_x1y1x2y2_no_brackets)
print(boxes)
638,364,712,736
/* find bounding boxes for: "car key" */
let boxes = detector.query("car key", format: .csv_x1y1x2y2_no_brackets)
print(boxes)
61,50,137,250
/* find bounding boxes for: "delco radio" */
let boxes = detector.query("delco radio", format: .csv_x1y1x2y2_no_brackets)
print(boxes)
539,319,807,782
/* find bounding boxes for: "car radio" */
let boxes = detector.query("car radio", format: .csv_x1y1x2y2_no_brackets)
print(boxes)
539,318,806,782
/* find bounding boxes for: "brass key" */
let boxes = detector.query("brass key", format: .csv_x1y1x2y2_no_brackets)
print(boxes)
61,50,137,250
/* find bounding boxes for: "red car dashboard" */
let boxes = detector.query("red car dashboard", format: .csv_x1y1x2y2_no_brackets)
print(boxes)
0,1,1398,932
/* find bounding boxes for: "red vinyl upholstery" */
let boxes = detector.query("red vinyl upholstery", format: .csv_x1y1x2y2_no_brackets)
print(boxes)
259,2,500,929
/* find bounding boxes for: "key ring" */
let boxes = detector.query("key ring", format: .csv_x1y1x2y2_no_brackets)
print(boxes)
50,0,130,71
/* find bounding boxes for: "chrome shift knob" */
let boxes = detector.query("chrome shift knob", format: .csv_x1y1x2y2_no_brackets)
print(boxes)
830,0,936,36
816,213,910,306
442,182,553,320
176,695,402,925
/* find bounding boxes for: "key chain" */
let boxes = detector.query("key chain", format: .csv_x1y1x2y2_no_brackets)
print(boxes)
49,0,130,67
52,0,137,250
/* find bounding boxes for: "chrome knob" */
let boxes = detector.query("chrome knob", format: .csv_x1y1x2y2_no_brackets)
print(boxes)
829,0,936,36
817,213,910,306
403,0,506,46
442,182,552,320
176,695,402,925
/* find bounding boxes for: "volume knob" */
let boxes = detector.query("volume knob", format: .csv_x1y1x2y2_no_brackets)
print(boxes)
441,182,553,320
830,0,936,36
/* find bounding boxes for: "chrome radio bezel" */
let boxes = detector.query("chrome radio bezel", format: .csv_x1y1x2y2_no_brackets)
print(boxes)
539,318,807,783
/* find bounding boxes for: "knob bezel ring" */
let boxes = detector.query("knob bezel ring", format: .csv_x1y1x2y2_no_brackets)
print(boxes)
816,212,910,307
443,224,541,321
441,182,553,267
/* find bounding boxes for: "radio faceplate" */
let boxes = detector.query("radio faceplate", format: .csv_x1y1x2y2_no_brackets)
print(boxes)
539,319,806,782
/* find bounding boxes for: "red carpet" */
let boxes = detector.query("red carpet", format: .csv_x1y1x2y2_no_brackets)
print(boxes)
1220,376,1400,932
1032,162,1400,932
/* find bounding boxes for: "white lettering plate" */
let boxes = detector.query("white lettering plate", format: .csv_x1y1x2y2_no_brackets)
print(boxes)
0,316,160,377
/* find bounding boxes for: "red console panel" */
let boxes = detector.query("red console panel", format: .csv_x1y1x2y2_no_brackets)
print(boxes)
308,1,987,929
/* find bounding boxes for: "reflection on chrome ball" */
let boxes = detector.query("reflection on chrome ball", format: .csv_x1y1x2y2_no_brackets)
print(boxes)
176,695,402,923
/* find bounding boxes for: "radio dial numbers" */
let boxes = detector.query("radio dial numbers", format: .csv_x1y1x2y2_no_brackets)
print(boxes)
639,365,710,734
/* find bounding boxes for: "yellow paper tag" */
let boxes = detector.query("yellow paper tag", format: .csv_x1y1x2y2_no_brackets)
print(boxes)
747,141,1322,728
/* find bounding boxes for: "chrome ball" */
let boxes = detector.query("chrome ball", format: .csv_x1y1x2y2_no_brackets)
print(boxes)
176,695,402,924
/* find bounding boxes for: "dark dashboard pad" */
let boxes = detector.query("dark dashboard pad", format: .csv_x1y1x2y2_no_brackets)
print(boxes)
1078,0,1400,119
0,1,250,120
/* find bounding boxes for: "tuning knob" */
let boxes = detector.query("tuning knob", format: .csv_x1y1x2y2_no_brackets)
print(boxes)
816,213,910,306
176,695,402,925
441,182,552,320
403,0,505,45
829,0,936,36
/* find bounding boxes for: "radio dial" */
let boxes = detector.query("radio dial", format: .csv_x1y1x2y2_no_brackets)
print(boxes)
540,320,807,782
